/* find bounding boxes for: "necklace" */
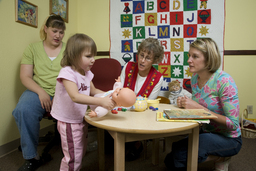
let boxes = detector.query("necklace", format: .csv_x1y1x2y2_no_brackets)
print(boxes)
198,78,208,89
198,74,212,89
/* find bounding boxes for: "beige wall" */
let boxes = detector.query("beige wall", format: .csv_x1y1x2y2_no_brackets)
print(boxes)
0,0,78,147
224,0,256,119
0,0,255,148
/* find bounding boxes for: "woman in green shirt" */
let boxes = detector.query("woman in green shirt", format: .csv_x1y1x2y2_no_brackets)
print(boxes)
12,15,66,171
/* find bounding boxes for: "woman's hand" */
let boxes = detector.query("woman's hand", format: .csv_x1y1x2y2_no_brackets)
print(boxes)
20,64,53,112
38,90,52,112
177,95,200,109
101,94,115,110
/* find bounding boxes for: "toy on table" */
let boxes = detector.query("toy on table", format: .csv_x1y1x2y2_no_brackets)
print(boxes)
133,95,148,112
149,106,158,111
168,80,192,105
89,77,136,118
147,98,160,110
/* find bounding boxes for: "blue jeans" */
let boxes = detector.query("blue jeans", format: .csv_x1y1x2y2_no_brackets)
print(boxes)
12,90,53,160
164,132,242,170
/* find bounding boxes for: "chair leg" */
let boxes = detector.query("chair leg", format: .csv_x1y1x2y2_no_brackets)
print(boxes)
160,137,166,152
41,122,60,162
143,140,147,159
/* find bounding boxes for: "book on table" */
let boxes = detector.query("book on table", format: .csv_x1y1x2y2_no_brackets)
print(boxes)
163,109,217,120
156,108,218,124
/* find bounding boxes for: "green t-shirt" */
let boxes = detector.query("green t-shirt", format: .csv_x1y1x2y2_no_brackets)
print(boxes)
21,41,66,96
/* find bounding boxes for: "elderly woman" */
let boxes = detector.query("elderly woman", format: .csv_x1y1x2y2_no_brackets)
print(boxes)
120,37,164,99
120,37,164,160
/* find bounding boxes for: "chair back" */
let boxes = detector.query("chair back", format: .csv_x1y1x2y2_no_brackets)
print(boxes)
91,58,122,91
157,96,170,104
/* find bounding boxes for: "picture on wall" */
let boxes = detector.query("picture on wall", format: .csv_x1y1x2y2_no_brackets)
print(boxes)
50,0,69,23
15,0,38,28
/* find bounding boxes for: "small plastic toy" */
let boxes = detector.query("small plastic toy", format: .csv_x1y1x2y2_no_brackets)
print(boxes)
111,109,118,114
121,108,127,112
149,106,158,111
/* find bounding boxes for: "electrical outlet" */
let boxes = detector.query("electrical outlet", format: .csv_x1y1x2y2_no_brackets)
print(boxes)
247,105,253,114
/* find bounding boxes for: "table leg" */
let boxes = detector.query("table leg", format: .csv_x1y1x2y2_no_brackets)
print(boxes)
187,125,199,171
97,128,105,171
112,132,125,171
152,138,160,165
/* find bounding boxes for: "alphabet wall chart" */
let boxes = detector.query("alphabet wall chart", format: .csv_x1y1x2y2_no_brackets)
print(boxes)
110,0,225,97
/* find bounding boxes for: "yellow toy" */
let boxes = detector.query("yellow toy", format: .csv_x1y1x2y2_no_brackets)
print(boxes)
133,96,148,112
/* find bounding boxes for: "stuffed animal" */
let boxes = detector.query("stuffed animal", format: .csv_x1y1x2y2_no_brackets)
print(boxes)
168,80,192,105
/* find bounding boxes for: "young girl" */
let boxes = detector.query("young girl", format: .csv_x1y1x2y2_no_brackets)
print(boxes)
51,33,115,171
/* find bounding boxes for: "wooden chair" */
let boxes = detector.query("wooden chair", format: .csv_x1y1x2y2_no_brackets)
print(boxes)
157,96,170,104
90,58,122,91
90,58,122,153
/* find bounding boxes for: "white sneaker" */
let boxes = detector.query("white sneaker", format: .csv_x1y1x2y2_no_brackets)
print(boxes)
214,157,231,171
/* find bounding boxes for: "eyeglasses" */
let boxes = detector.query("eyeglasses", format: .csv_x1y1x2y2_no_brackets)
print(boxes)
138,55,153,62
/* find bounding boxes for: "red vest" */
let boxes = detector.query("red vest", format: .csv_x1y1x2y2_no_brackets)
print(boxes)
123,62,162,98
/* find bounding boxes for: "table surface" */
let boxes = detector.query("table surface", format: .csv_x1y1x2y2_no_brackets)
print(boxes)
84,104,199,134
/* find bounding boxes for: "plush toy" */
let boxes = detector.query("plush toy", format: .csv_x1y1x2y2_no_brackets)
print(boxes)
88,77,136,118
168,80,192,105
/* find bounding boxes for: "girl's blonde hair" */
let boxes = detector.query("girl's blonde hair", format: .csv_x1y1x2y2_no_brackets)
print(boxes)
61,33,97,70
137,38,164,64
190,38,221,72
39,15,66,40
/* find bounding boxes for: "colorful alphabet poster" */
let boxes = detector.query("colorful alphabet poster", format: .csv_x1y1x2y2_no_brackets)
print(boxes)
110,0,225,97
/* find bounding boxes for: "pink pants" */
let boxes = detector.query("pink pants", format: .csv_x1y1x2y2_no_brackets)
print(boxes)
57,120,88,171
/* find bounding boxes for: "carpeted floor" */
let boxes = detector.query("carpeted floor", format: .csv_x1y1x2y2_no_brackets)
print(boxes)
0,130,256,171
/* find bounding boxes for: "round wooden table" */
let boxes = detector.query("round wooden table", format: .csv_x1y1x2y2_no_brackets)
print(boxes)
84,104,199,171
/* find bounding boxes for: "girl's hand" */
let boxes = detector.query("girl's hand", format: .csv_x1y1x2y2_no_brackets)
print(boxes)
38,91,52,112
178,95,200,109
101,94,115,110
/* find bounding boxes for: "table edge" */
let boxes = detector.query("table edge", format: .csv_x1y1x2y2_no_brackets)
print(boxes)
85,117,199,134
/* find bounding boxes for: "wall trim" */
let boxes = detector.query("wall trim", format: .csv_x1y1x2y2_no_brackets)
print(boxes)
97,50,256,56
224,50,256,55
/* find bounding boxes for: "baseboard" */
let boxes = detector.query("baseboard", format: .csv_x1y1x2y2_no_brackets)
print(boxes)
0,125,55,158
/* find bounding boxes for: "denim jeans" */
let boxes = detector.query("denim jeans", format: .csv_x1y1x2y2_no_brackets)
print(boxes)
164,132,242,170
12,90,53,159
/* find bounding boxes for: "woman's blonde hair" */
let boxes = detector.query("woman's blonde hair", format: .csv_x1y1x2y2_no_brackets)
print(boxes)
61,33,97,70
137,38,164,64
190,38,221,72
39,15,66,40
